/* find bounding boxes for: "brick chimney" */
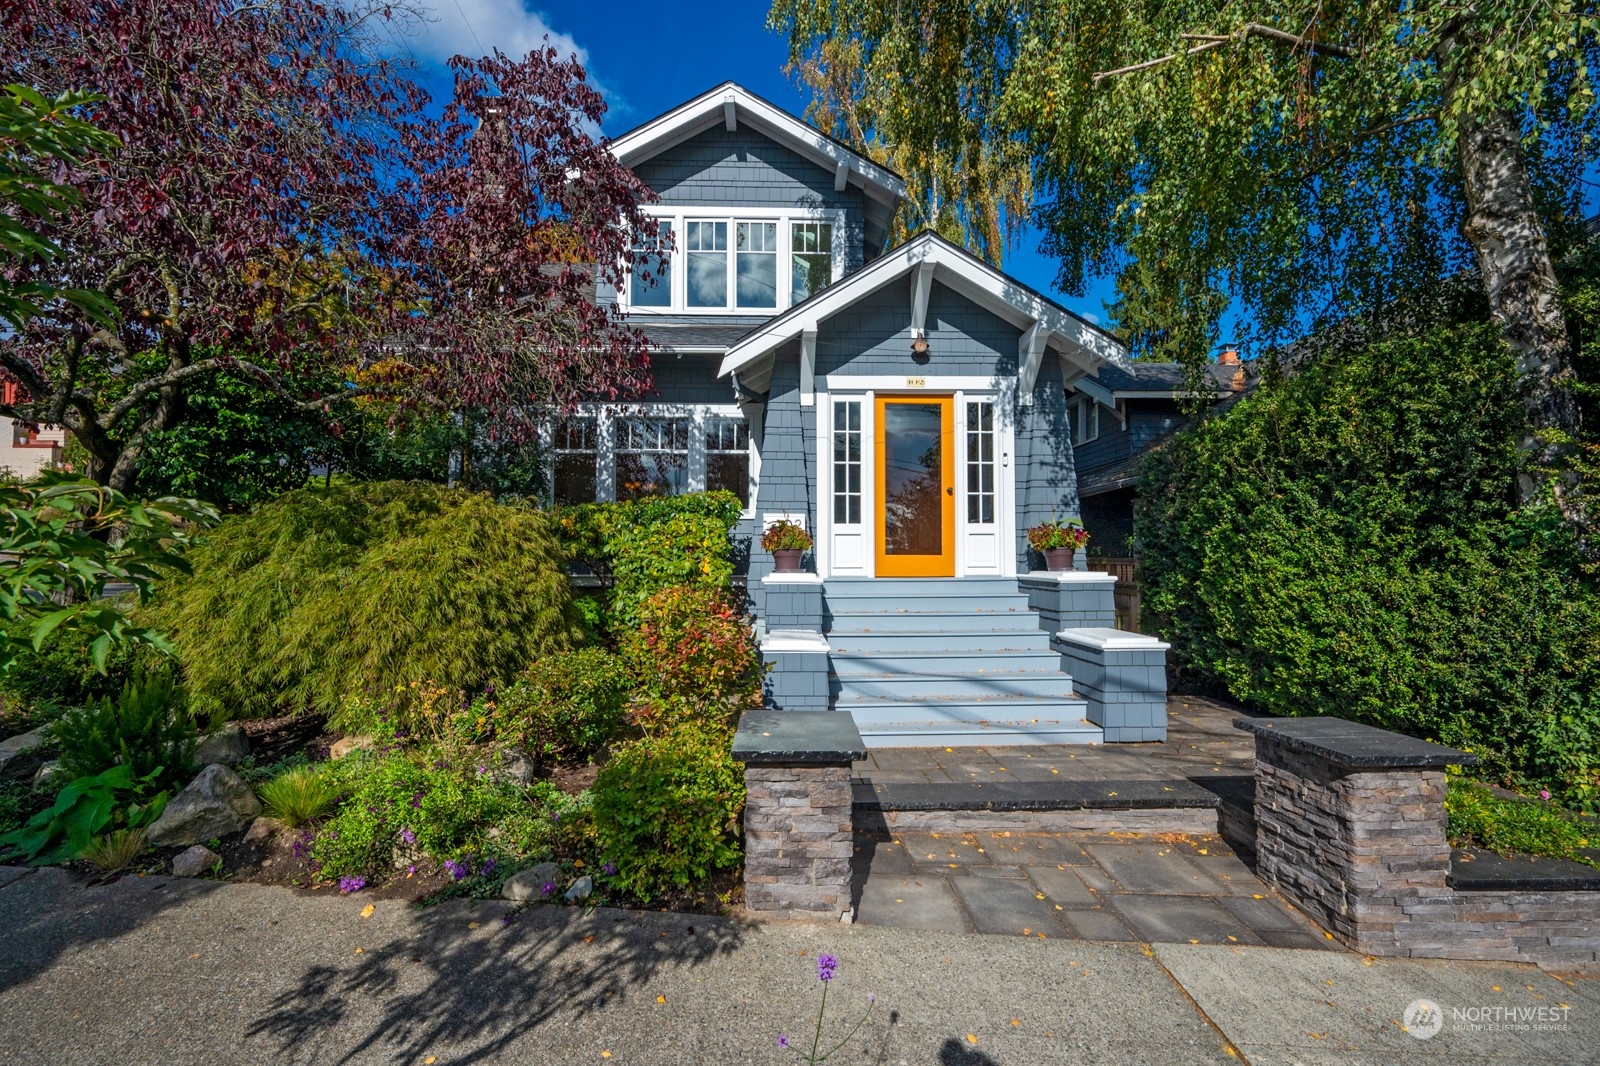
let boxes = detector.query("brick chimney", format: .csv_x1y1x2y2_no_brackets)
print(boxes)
1217,349,1240,366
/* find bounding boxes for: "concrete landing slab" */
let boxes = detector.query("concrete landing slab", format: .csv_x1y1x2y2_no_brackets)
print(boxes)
1156,944,1600,1065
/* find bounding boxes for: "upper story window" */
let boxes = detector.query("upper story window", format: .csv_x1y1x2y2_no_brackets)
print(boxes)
791,222,833,304
629,220,673,308
622,209,844,315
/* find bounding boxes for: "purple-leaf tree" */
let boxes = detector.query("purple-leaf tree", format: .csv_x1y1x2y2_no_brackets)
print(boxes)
0,0,658,490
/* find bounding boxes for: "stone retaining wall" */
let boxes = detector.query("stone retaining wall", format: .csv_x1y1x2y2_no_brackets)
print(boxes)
743,765,854,918
1243,717,1600,974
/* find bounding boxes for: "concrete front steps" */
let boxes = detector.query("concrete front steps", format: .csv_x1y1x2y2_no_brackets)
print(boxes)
824,577,1101,747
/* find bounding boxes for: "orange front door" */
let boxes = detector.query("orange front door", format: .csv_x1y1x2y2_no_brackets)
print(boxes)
874,395,955,577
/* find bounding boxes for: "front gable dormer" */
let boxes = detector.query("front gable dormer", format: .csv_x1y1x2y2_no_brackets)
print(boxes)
608,84,906,316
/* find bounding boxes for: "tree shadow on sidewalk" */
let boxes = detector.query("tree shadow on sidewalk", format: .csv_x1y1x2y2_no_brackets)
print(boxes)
245,899,745,1064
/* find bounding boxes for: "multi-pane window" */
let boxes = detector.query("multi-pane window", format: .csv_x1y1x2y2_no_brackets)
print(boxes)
551,417,598,505
685,221,728,308
615,416,691,500
832,400,862,524
705,415,751,505
1070,398,1100,445
735,222,778,309
628,219,673,308
791,222,833,303
965,401,996,524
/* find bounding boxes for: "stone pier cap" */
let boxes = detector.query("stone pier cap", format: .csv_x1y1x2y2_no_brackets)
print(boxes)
733,710,866,766
1233,716,1478,770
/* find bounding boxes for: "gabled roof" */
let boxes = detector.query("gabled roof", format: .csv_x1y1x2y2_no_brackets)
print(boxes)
717,231,1129,382
608,82,907,211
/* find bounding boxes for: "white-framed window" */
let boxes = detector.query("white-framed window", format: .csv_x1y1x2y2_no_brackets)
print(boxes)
547,405,757,514
621,208,846,314
628,219,673,308
965,400,996,524
831,399,862,524
1069,397,1100,445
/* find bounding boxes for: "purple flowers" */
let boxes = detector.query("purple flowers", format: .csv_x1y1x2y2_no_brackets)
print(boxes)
482,859,497,875
541,881,556,896
1541,789,1552,801
444,859,471,881
601,862,617,877
338,876,367,893
816,953,837,983
400,828,415,845
776,1034,789,1049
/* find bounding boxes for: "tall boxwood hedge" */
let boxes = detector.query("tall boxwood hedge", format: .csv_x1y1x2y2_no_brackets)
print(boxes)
1137,321,1600,809
146,482,579,722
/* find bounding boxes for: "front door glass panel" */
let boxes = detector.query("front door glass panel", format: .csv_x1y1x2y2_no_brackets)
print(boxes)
882,402,944,556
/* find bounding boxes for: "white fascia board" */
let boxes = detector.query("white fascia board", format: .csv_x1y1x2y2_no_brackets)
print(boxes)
608,83,908,206
718,233,1131,378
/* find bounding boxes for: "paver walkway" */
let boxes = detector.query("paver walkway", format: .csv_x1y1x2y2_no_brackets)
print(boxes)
851,828,1328,947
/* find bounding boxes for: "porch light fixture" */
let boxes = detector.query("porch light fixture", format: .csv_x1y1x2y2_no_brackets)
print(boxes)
910,329,930,357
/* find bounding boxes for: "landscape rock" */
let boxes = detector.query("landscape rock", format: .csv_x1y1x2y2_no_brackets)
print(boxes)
244,817,287,844
193,724,249,767
170,845,221,878
146,764,263,847
0,731,46,768
493,749,539,786
31,760,63,789
564,875,593,902
501,861,562,902
330,735,375,759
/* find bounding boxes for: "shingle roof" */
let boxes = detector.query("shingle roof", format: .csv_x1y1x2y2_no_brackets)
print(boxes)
635,322,761,351
1088,361,1245,394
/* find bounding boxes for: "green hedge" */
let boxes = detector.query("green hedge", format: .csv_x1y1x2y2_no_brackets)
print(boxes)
147,482,578,721
1136,321,1600,810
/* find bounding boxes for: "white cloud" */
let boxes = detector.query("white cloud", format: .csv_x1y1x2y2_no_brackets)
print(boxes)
399,0,587,65
1082,311,1101,325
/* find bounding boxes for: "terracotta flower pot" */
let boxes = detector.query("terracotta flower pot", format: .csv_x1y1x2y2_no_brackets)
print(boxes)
1044,547,1075,572
772,548,805,573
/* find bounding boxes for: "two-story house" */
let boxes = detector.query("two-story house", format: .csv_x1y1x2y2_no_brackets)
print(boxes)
555,84,1172,747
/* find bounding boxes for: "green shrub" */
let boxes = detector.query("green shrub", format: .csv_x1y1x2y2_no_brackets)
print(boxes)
53,671,195,793
147,482,580,722
591,723,745,902
553,491,742,632
311,753,586,882
489,648,631,761
1136,320,1600,808
1446,778,1595,867
0,621,137,714
257,766,342,827
619,585,760,718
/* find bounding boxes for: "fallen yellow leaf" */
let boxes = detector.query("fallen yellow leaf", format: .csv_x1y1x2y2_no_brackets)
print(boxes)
468,922,480,930
1198,849,1209,855
360,904,375,919
656,994,666,1004
966,1034,977,1045
1035,893,1045,900
426,1057,437,1064
354,947,363,954
1491,986,1501,992
601,1053,612,1060
1252,894,1264,899
574,859,586,869
1010,1018,1021,1026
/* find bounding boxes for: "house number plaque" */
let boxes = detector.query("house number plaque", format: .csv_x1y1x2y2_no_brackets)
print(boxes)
905,376,926,387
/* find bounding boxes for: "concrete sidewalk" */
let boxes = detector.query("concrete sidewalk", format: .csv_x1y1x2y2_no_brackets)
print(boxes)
0,865,1595,1065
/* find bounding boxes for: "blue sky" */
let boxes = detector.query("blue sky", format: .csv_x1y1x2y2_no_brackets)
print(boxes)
384,0,1127,329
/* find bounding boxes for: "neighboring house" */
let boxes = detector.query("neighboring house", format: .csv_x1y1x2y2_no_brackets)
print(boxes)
1070,356,1249,555
559,84,1171,745
0,381,65,481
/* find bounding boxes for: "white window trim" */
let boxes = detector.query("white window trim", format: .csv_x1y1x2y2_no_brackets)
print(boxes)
816,383,1015,579
545,403,760,518
1070,396,1100,445
622,207,848,315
